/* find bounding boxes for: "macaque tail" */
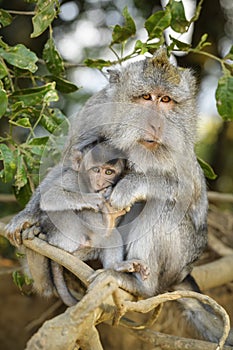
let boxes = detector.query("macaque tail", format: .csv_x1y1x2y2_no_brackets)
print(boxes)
174,275,233,346
50,261,77,306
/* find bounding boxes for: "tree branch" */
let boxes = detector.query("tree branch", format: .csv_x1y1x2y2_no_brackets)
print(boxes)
1,228,231,350
1,215,233,350
192,255,233,291
128,328,233,350
208,191,233,203
0,194,16,203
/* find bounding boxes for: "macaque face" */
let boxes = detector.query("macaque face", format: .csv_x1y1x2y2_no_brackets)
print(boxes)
88,161,123,192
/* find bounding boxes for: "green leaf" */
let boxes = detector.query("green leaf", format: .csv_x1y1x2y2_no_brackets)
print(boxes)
0,38,8,49
12,271,33,291
43,38,64,75
190,0,204,23
111,7,136,45
216,73,233,121
44,88,59,104
197,157,217,180
15,155,28,190
10,117,32,129
10,105,40,122
29,136,49,146
50,108,67,124
145,10,171,40
10,82,58,106
84,58,113,69
40,114,58,133
135,40,161,55
0,144,17,182
0,9,13,27
168,36,191,51
13,182,32,206
0,44,38,73
194,33,211,51
31,0,57,38
45,75,79,93
13,271,26,291
168,0,189,33
0,60,8,79
28,136,49,156
0,88,8,118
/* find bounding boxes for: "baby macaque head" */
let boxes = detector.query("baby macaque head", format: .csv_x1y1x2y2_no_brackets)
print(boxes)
70,142,126,192
87,158,125,192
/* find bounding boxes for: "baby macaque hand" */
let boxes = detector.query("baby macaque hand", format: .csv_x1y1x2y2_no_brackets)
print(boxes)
102,186,113,200
82,193,106,212
22,224,42,241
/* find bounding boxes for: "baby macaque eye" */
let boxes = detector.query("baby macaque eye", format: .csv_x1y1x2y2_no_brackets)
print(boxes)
142,94,152,100
105,169,115,175
160,95,171,103
92,167,100,173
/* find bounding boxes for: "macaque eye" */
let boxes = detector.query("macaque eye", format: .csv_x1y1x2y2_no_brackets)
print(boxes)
142,94,152,101
105,169,115,175
160,95,171,103
92,167,100,173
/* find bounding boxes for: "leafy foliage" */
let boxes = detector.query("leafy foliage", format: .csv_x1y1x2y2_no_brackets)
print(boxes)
0,0,232,204
111,6,136,45
197,157,217,180
13,270,33,292
0,1,77,204
31,0,59,38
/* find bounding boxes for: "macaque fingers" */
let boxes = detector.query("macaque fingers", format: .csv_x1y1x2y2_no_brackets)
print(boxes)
101,202,127,236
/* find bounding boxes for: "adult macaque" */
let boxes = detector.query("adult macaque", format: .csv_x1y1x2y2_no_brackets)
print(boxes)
6,49,233,344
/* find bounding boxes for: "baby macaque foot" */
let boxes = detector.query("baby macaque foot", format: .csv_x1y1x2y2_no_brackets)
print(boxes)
114,259,150,281
22,224,42,241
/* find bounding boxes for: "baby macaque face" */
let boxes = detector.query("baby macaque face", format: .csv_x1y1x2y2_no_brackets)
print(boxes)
88,161,123,192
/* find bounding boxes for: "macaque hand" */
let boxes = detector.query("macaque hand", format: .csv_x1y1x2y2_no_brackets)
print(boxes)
82,193,106,212
5,213,38,247
110,179,137,210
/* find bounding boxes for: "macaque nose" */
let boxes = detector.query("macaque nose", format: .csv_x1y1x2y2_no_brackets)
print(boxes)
96,176,106,189
139,123,162,150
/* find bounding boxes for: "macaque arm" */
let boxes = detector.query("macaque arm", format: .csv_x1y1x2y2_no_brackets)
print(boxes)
5,165,67,246
5,187,41,246
188,165,208,234
110,173,149,210
40,186,104,212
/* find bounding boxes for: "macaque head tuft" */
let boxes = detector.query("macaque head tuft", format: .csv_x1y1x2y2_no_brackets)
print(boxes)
150,48,181,85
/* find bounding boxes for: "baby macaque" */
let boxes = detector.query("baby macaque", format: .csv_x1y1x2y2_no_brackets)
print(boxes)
28,143,150,306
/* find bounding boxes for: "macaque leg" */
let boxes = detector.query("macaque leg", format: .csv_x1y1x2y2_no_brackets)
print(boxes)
114,259,150,280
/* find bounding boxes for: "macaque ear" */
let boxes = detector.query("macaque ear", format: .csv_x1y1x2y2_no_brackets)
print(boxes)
70,146,83,171
107,69,121,83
